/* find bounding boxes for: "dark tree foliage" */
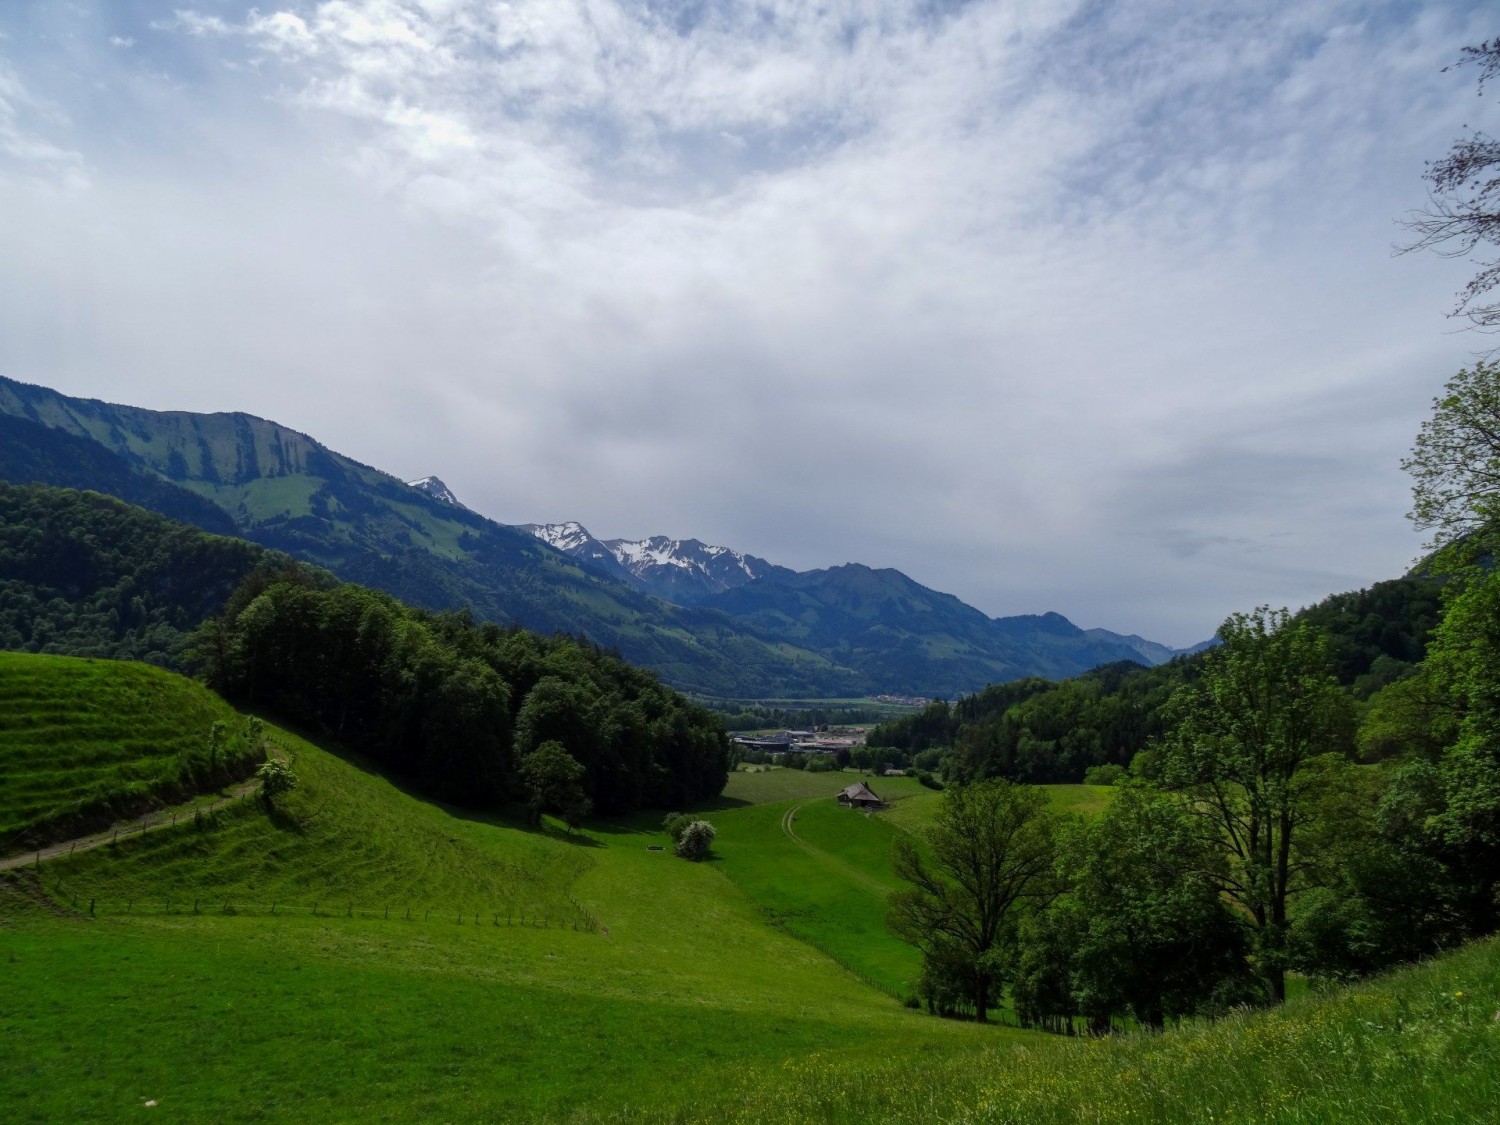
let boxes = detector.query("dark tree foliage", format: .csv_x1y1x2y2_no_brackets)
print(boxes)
1296,578,1444,697
889,779,1060,1023
866,575,1441,785
198,571,729,813
0,483,274,667
869,664,1186,784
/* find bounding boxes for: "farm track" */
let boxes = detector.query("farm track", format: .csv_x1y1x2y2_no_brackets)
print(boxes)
0,778,262,871
779,803,891,896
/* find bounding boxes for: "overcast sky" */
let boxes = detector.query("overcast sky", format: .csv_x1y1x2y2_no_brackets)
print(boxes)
0,1,1493,646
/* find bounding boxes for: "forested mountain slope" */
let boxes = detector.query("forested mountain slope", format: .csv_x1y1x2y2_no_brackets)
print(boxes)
0,483,276,667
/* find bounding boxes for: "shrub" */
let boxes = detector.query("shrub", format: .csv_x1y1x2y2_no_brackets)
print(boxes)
1083,764,1126,787
675,820,716,861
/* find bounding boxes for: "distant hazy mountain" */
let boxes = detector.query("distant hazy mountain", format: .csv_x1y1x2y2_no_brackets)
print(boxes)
1083,628,1216,664
523,522,793,605
527,520,1190,692
701,563,1156,697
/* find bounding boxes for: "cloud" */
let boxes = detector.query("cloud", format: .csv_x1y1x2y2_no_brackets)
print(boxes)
0,0,1492,647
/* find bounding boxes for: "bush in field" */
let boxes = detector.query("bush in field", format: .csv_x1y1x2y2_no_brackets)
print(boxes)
675,820,716,861
256,758,297,805
1083,764,1126,786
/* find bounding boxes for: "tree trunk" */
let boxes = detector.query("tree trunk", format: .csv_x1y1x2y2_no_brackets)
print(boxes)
1265,967,1286,1004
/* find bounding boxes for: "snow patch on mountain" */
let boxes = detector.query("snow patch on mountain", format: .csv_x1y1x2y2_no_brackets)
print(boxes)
406,475,468,511
525,521,598,554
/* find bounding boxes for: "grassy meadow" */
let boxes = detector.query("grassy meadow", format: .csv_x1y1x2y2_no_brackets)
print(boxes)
3,656,1494,1123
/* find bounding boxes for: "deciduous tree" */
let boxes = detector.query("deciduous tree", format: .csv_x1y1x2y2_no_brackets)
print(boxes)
889,778,1059,1023
1157,607,1355,1003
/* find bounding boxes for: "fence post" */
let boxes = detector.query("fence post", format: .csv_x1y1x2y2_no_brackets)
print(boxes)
384,905,390,920
271,901,276,916
89,898,95,916
34,851,40,870
70,843,76,856
193,899,199,915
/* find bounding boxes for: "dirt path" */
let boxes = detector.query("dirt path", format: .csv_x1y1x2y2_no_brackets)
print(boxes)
779,803,892,896
0,779,262,872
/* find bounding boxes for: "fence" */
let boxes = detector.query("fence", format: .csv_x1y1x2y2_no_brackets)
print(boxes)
33,877,603,934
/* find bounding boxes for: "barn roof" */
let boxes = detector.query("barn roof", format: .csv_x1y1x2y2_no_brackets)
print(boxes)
840,782,881,802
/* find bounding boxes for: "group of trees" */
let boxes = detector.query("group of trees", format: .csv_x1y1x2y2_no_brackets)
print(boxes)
865,573,1444,789
193,564,730,815
891,342,1500,1029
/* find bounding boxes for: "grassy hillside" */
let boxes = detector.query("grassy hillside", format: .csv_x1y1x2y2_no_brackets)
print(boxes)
604,934,1500,1123
1,684,1004,1122
710,770,1116,1002
0,653,255,852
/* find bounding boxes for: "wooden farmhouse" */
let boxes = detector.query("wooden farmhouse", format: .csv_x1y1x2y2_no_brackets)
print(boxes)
837,781,884,810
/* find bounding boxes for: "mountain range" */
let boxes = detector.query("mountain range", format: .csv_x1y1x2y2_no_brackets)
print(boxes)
0,375,1202,697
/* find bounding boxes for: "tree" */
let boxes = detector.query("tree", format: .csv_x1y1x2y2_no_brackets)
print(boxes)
1401,361,1500,552
1064,787,1253,1031
675,819,716,860
519,741,591,828
888,778,1059,1023
1157,607,1355,1003
256,758,297,806
1401,40,1500,332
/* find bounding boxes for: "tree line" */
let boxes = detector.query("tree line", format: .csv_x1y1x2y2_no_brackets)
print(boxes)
192,564,730,815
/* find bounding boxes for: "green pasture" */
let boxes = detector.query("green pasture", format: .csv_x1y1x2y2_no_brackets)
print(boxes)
591,934,1500,1124
0,653,242,847
723,765,928,806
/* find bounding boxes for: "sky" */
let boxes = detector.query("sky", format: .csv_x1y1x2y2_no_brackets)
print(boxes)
0,0,1493,647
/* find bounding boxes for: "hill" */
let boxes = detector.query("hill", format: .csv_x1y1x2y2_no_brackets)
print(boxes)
0,681,1000,1121
0,483,279,668
703,564,1154,697
0,653,261,853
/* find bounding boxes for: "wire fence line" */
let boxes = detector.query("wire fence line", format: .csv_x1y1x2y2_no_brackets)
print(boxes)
36,880,604,933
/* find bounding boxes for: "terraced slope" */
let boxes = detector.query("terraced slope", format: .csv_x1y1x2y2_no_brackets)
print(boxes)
0,653,254,851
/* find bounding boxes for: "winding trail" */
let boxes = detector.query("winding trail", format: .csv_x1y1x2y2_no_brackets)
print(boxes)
778,803,893,896
0,779,263,872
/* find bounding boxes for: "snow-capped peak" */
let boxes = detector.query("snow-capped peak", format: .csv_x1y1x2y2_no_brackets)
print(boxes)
406,475,467,510
524,521,598,553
